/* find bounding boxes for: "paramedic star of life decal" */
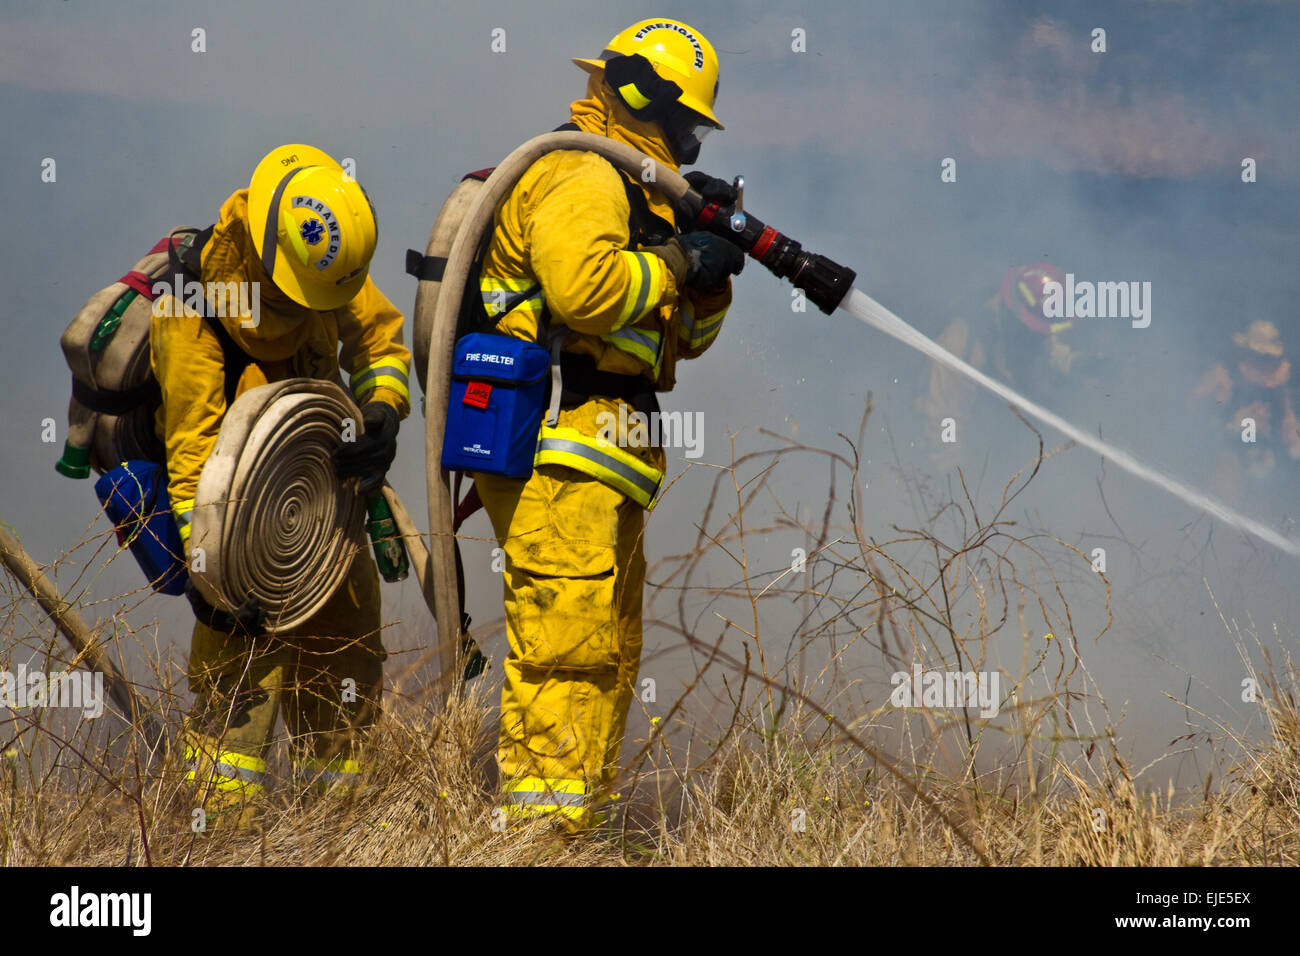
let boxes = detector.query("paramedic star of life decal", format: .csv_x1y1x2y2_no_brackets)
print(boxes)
290,195,342,270
300,218,325,245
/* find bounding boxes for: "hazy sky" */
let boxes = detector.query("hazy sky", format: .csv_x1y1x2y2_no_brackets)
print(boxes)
2,0,1298,787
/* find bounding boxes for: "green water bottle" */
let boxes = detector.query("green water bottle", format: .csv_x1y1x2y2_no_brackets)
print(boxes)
364,494,409,582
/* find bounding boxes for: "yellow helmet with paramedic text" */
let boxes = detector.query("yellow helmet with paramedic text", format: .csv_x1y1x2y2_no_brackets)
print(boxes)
247,144,377,311
573,18,723,129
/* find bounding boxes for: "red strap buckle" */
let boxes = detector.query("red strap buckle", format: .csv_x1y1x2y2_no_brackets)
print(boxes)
464,381,492,409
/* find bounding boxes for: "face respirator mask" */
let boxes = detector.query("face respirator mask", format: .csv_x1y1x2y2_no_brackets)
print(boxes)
660,103,714,166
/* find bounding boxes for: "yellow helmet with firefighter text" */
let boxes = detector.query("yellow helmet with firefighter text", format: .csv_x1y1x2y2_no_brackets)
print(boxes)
247,144,377,311
573,18,723,129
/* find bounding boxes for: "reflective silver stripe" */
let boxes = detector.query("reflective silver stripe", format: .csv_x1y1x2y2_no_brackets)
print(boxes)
605,325,661,359
678,298,696,338
679,300,725,349
209,760,265,785
350,363,409,392
695,309,726,337
503,789,586,808
482,285,544,318
536,435,660,501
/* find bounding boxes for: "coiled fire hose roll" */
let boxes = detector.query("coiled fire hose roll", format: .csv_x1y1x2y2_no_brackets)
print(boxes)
190,378,368,633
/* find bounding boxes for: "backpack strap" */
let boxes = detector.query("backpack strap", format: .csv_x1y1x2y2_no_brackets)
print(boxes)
71,376,162,417
405,169,495,283
168,226,253,406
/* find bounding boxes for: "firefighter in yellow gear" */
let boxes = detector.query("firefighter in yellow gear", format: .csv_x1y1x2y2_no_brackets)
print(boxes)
151,144,412,827
471,18,742,827
1190,319,1299,501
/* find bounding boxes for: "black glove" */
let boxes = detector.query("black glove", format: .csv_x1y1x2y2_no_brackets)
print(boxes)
683,171,738,206
675,231,745,292
333,401,399,493
185,580,264,635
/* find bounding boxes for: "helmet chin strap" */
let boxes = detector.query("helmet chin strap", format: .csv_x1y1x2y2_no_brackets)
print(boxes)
259,167,304,282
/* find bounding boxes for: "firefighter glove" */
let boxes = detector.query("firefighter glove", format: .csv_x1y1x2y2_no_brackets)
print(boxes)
683,171,738,206
672,231,745,292
333,401,400,493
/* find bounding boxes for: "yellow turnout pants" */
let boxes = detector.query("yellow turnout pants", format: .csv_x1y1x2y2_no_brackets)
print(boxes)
183,551,386,825
476,451,647,824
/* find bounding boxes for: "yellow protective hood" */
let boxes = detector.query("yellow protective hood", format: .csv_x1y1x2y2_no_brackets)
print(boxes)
201,190,320,362
569,74,680,227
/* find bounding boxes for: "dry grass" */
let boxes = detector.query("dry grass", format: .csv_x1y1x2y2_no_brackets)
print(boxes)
1,672,1296,866
3,402,1298,866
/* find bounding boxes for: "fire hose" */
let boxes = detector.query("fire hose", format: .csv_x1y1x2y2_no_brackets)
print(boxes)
190,378,369,632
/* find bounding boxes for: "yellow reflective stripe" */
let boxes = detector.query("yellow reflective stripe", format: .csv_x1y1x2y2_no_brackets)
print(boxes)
535,425,663,510
502,775,586,812
694,307,726,339
480,276,536,293
172,497,195,532
185,743,267,774
185,743,267,793
617,82,652,110
503,775,585,796
480,282,545,319
480,276,538,317
678,301,727,350
485,291,546,319
615,251,664,330
358,374,410,400
351,358,411,404
602,324,663,378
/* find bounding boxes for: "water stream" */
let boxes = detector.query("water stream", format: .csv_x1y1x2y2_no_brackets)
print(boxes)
839,287,1300,558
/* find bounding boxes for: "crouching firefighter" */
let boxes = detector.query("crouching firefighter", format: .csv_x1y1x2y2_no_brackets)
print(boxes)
463,19,744,828
156,145,411,828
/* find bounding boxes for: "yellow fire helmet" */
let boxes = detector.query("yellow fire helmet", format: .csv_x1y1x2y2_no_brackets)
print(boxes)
247,144,377,311
574,18,723,129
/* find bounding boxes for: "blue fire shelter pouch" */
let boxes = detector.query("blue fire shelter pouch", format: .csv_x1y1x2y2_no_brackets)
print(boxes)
442,332,551,478
94,459,188,595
